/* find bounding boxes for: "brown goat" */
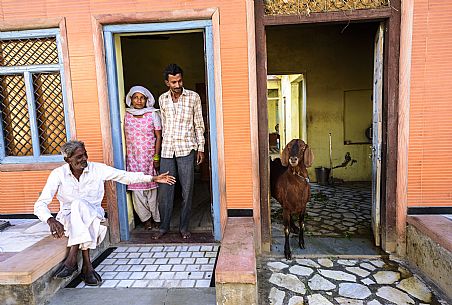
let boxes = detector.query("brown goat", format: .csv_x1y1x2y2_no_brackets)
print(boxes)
273,139,314,260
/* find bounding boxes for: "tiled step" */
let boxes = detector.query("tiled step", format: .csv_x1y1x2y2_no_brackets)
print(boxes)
72,244,219,289
48,287,216,305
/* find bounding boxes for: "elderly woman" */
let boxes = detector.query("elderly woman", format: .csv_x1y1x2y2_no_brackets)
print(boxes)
124,86,162,230
34,140,175,286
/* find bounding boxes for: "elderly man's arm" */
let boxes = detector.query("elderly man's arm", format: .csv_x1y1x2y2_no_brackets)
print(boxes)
97,163,175,185
34,170,65,238
34,170,59,222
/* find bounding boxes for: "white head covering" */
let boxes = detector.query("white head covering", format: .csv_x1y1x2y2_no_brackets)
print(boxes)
125,85,158,116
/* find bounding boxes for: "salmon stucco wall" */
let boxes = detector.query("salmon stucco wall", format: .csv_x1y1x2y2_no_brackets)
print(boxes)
0,0,254,213
408,0,452,207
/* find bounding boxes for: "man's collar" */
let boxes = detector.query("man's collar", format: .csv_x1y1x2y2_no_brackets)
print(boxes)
63,162,91,176
166,88,187,99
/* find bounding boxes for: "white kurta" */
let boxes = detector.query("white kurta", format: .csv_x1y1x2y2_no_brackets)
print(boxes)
34,162,154,249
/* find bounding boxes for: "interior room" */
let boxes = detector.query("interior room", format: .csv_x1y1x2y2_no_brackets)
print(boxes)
117,31,213,241
266,22,382,255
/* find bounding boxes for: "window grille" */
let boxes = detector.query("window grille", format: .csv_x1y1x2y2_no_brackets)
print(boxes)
0,29,70,163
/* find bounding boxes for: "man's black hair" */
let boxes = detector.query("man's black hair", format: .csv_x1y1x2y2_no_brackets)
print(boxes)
163,64,183,81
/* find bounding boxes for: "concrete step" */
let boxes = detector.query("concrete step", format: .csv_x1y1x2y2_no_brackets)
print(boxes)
47,287,216,305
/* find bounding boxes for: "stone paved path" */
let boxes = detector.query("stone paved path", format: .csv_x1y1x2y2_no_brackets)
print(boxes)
272,183,372,238
76,244,218,289
258,256,450,305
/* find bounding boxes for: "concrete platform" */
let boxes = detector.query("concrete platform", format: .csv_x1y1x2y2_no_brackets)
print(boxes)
0,219,110,305
47,287,216,305
215,217,258,305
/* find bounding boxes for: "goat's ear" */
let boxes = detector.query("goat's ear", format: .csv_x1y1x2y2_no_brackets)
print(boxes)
281,144,290,166
304,145,314,168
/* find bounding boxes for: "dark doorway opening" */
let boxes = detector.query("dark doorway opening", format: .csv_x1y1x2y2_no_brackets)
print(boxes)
118,31,214,243
266,22,384,255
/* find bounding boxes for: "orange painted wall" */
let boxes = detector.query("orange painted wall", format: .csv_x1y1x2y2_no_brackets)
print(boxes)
0,0,253,213
408,0,452,207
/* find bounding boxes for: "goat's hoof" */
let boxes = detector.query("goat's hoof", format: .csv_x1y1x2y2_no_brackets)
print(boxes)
284,253,292,260
299,243,305,249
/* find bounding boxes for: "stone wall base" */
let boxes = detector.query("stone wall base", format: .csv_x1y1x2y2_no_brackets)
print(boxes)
406,224,452,299
216,283,258,305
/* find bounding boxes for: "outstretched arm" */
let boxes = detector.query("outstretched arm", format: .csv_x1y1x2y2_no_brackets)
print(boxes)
98,163,175,185
152,171,176,185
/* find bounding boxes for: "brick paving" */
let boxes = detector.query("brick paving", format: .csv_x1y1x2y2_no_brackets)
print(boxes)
77,244,218,289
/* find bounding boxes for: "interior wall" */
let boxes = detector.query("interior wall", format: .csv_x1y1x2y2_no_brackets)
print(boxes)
266,23,378,181
120,32,205,101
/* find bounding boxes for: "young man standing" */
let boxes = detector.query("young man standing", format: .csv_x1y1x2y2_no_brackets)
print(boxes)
154,64,205,240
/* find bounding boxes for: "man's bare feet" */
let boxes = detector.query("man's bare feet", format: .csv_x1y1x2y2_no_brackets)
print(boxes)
152,231,166,240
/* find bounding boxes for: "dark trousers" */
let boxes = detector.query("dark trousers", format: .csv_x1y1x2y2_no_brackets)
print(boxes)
158,150,195,234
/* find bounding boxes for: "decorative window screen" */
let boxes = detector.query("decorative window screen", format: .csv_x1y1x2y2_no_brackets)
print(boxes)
265,0,389,15
0,29,69,163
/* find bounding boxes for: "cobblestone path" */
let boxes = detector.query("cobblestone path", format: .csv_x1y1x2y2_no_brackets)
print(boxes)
272,183,372,238
258,256,449,305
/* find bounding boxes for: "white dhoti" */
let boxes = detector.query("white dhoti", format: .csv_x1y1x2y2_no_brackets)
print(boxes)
56,199,107,250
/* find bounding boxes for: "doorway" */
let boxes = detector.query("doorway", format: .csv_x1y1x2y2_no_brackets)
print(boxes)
265,22,384,255
103,20,221,242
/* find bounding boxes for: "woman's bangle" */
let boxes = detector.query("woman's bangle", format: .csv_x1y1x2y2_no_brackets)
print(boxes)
153,154,160,161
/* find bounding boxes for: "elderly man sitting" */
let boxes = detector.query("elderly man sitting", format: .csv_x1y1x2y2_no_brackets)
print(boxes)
34,140,175,286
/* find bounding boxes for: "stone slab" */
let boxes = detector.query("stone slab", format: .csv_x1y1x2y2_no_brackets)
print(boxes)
407,216,452,253
0,235,68,284
48,288,168,305
215,217,256,284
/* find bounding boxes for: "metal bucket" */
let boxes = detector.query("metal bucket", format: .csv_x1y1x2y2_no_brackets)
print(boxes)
315,167,331,185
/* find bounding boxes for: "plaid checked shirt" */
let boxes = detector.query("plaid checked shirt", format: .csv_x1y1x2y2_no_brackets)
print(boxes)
159,88,205,158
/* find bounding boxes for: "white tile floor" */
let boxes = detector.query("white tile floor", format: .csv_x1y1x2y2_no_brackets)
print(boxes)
78,244,219,289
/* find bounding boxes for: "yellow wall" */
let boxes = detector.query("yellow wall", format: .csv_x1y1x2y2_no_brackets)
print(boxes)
267,23,377,181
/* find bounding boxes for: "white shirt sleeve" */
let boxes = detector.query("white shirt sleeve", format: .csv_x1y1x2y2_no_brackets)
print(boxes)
34,170,60,223
97,163,154,184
